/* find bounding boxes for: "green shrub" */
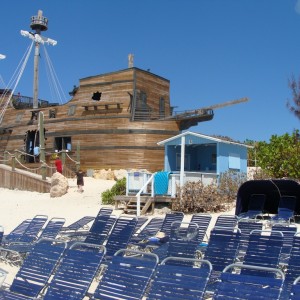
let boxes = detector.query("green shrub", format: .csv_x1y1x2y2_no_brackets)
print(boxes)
101,177,126,205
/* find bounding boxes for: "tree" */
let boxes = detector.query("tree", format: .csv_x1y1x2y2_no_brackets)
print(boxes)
244,139,256,167
287,75,300,119
255,130,300,179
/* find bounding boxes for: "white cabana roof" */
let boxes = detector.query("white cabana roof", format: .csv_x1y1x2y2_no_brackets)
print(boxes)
157,131,253,148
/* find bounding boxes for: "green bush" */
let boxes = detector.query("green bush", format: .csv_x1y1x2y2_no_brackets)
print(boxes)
101,177,126,205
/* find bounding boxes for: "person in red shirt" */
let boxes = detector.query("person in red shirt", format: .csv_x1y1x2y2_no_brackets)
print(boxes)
55,156,63,174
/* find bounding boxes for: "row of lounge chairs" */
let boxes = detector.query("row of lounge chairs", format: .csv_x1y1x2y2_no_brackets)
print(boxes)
0,233,299,299
0,208,300,299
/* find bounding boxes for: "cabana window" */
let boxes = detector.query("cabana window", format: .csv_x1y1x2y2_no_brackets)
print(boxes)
229,153,240,170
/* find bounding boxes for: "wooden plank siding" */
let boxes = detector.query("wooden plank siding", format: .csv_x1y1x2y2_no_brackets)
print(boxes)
0,164,51,193
0,67,211,172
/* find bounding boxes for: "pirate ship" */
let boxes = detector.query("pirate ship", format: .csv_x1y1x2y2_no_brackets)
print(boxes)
0,11,247,173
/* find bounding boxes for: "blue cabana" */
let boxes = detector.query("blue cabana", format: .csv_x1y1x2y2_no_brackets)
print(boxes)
157,131,251,186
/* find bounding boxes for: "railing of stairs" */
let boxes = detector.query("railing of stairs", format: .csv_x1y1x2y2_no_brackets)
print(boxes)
135,172,156,216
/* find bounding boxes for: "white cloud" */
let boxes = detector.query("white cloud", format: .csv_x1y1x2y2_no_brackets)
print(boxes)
296,0,300,14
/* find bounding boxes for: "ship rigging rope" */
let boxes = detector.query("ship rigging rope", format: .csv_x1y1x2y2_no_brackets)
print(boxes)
0,41,34,123
42,46,67,105
0,74,6,88
0,41,67,123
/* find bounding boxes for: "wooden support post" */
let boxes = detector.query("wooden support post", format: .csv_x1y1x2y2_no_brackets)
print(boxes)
11,155,15,171
39,112,46,180
4,151,8,165
61,150,66,170
76,141,80,171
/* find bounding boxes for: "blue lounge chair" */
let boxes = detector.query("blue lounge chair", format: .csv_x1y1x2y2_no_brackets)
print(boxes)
1,217,65,255
0,215,48,264
1,219,32,245
241,230,283,276
2,215,47,245
129,217,164,248
190,213,212,244
130,213,184,249
92,249,159,300
0,268,8,288
203,227,241,273
96,207,113,216
202,226,241,291
283,233,300,295
237,218,263,258
290,276,300,300
0,238,66,299
16,215,48,243
0,226,3,245
134,216,148,234
59,216,95,234
64,214,116,242
238,193,266,220
41,242,106,300
149,221,200,263
213,263,285,300
83,215,117,245
146,257,212,300
214,214,238,228
271,222,297,264
159,212,185,236
271,195,297,224
104,215,138,259
39,217,66,239
138,212,185,252
59,208,113,240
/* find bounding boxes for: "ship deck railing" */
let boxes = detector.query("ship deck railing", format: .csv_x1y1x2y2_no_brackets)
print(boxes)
82,102,123,111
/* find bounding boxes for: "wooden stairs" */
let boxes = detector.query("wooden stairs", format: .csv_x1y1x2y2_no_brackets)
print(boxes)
114,194,173,215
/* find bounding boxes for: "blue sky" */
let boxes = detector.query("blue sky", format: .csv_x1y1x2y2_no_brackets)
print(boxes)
0,0,300,142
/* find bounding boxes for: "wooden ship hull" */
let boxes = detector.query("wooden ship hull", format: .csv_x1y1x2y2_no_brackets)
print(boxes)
0,67,214,172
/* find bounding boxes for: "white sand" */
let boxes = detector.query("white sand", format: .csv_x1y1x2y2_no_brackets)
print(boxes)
0,176,235,288
0,177,117,233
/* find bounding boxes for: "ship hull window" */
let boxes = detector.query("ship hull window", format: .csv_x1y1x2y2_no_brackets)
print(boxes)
55,136,71,151
24,129,45,163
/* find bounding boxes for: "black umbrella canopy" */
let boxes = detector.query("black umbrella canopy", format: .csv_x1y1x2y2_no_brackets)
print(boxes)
235,179,300,216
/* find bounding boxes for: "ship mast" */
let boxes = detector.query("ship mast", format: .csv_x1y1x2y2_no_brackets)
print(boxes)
21,10,57,109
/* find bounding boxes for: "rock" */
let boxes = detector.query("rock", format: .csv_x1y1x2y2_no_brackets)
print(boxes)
93,169,114,180
113,169,127,180
50,172,69,198
93,169,127,181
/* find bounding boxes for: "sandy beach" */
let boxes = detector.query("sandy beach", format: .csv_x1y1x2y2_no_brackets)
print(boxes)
0,176,235,289
0,177,117,233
